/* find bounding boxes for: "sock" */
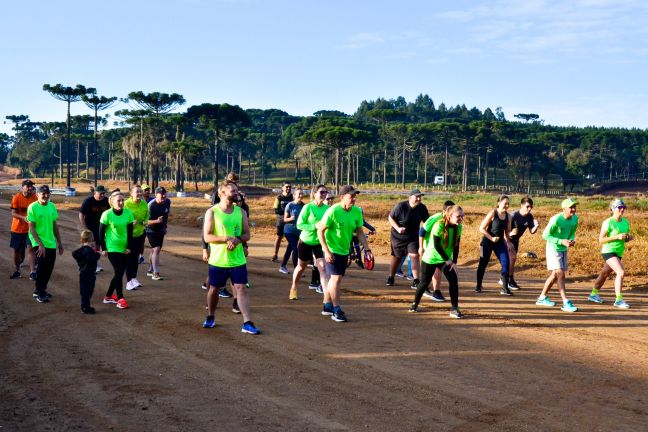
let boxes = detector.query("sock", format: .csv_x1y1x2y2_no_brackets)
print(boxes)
616,294,623,302
324,302,332,309
591,288,600,296
538,295,546,300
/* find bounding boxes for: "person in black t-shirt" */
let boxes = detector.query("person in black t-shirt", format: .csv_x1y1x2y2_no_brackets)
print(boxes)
386,189,429,288
146,187,171,280
79,185,110,273
507,196,539,289
72,230,101,314
271,183,293,262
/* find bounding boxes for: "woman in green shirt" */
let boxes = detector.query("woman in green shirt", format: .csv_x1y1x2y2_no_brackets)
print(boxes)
99,192,134,309
124,185,149,291
589,199,632,309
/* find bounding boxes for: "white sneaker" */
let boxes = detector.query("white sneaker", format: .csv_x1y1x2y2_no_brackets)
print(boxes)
131,278,143,288
125,280,136,291
95,266,104,274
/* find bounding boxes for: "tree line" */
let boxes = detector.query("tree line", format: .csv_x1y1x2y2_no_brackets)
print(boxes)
2,85,647,193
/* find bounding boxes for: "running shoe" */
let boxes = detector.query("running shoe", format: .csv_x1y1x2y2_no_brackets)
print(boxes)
232,299,241,314
103,294,118,304
315,285,324,295
279,266,289,274
614,299,630,309
218,288,233,298
331,309,348,322
408,304,419,313
308,283,319,290
431,290,446,302
29,271,37,281
422,289,435,299
138,255,145,265
95,266,104,274
500,287,513,296
201,282,208,290
152,272,163,281
245,283,251,289
535,297,556,307
125,280,136,291
386,276,395,286
202,315,216,328
410,279,420,290
271,255,278,262
508,279,521,290
449,308,464,319
561,300,578,312
131,278,143,288
475,286,482,293
116,298,129,309
242,321,261,335
289,288,298,300
587,294,604,304
10,271,21,279
81,306,96,314
321,303,334,316
395,271,405,278
44,291,53,298
146,269,154,277
35,294,49,303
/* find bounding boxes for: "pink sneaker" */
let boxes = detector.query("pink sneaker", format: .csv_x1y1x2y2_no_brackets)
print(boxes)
116,298,129,309
103,294,118,304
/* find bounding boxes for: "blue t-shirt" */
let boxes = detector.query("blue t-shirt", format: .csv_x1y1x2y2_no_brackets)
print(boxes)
284,201,304,235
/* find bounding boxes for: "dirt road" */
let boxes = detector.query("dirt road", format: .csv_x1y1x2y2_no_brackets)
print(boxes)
1,202,648,431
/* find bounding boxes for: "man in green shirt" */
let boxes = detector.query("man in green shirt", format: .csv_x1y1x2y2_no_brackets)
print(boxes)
27,185,64,303
536,197,579,312
318,185,373,322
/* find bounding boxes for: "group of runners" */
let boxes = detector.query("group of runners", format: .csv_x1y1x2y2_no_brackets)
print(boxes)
8,177,634,335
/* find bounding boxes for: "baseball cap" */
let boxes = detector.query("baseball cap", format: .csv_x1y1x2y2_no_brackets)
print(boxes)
339,185,359,196
561,197,578,208
141,184,151,191
37,185,50,194
409,188,424,197
21,179,34,187
155,186,167,194
610,198,626,209
95,185,107,193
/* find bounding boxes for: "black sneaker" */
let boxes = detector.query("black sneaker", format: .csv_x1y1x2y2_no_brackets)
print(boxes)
232,299,241,314
449,308,464,319
81,306,96,314
475,286,482,293
431,290,446,302
29,271,37,281
386,276,395,286
508,279,521,290
201,282,208,290
218,288,233,298
410,279,420,290
10,271,21,279
35,294,49,303
408,304,419,313
500,287,513,296
271,255,278,263
331,309,348,322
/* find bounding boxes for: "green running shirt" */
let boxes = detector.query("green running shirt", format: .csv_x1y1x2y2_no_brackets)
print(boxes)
208,205,246,268
124,198,149,237
422,219,462,265
100,208,134,253
601,216,629,257
27,201,58,249
321,204,364,256
296,202,329,245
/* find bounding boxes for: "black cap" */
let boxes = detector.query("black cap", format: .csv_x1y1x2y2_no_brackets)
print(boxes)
155,187,167,194
339,185,359,196
95,185,107,193
409,188,424,197
37,185,50,194
21,179,34,187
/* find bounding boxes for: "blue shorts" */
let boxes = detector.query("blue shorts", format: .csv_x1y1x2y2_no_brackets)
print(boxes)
325,253,348,277
10,232,29,250
208,264,248,288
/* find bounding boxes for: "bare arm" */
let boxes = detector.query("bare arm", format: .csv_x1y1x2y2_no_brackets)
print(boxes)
53,221,64,255
203,208,228,244
29,221,45,257
79,212,87,230
317,224,333,262
479,210,497,241
356,226,373,260
11,209,28,223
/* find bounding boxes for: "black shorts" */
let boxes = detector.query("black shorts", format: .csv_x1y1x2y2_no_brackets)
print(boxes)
298,241,324,261
147,232,165,248
390,237,418,258
10,232,29,250
325,253,348,277
602,252,621,261
276,224,285,237
510,238,520,253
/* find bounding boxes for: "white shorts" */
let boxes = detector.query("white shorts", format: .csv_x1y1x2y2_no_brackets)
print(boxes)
546,244,568,271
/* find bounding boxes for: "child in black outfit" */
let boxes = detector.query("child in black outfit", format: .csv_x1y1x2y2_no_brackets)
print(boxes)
72,230,101,314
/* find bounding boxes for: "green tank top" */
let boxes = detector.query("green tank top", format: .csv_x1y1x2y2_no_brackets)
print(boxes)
208,205,246,268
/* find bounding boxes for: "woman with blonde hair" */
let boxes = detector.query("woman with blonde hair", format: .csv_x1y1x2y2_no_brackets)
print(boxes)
99,191,134,309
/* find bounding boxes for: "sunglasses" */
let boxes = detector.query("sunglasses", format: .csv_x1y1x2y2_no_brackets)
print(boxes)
615,206,627,210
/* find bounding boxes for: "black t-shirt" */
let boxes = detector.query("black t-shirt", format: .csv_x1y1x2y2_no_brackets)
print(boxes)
147,199,171,234
389,201,430,242
72,245,100,274
510,210,534,240
80,196,110,234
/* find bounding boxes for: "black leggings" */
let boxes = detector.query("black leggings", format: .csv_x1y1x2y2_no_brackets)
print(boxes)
126,235,146,280
413,261,459,308
106,252,127,300
35,248,57,295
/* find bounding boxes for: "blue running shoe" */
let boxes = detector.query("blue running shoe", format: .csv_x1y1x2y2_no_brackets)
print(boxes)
561,300,578,312
614,299,630,309
536,297,556,307
321,303,334,316
332,308,348,322
242,321,260,335
588,294,603,304
202,315,216,328
218,288,233,298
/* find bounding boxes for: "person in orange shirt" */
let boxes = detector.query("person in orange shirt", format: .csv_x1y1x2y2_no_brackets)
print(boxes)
10,179,37,279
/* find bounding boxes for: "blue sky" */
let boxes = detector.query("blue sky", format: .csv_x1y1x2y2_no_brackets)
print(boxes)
1,0,646,135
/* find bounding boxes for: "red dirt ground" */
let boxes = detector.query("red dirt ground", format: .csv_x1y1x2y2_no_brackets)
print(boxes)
1,202,648,431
